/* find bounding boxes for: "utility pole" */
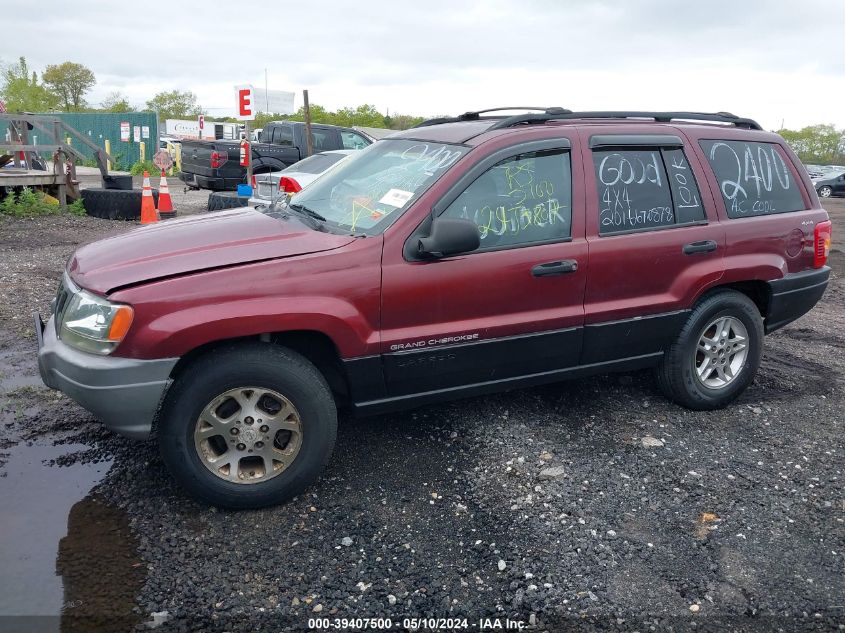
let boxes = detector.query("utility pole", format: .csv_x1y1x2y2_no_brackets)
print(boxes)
245,119,253,188
303,89,314,157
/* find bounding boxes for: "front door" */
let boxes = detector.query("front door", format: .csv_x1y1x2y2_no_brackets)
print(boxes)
380,139,588,397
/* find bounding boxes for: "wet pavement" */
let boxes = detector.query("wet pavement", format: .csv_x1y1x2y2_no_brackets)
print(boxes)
0,333,145,632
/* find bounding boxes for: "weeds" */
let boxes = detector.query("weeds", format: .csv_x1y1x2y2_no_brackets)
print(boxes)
0,187,85,217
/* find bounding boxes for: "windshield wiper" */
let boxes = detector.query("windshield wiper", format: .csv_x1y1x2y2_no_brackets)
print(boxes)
284,202,327,231
288,203,327,223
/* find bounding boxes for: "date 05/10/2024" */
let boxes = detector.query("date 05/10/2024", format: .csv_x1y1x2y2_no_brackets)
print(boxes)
307,616,527,630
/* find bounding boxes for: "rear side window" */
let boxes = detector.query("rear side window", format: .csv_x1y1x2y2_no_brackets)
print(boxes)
311,130,334,152
700,140,805,217
440,150,572,250
285,152,346,174
592,148,705,235
271,125,292,146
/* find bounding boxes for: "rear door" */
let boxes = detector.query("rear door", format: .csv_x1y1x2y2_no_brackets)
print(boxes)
310,126,342,153
379,136,588,396
580,129,726,364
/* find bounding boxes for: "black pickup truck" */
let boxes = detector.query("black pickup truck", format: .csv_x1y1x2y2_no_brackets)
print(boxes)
178,121,372,191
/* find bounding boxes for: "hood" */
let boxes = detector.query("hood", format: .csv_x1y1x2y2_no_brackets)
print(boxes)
68,208,355,294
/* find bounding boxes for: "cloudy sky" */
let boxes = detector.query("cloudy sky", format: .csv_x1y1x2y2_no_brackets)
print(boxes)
2,0,843,130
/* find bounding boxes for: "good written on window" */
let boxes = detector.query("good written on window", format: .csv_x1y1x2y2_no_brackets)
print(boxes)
700,140,805,217
593,148,704,235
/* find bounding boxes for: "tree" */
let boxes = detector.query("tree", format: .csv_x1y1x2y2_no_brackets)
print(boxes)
333,104,385,128
0,56,59,112
386,113,426,130
42,61,96,111
146,90,203,119
101,91,134,113
779,124,844,164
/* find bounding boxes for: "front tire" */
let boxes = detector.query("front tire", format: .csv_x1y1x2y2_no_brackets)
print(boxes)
158,343,337,509
657,290,763,410
818,185,833,198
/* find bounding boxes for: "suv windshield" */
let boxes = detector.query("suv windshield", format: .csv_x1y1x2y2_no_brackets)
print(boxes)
288,139,466,235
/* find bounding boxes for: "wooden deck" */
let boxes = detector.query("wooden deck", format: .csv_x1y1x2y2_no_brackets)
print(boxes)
0,168,62,188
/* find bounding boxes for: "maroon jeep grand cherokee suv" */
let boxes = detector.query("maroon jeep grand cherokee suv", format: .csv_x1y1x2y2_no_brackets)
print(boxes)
37,109,832,508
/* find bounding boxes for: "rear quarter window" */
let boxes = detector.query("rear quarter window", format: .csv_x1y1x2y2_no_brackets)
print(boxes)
700,140,806,217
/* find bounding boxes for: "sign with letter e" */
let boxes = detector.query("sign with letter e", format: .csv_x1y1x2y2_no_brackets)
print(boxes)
235,85,255,121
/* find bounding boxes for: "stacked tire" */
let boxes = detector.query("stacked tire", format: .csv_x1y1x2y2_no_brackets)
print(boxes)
207,192,249,212
81,188,159,220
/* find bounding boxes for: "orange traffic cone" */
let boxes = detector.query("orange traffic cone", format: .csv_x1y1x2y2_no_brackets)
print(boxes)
157,169,175,219
140,171,158,224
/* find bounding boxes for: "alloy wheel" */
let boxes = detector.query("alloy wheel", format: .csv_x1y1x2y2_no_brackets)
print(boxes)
694,316,749,389
193,387,303,484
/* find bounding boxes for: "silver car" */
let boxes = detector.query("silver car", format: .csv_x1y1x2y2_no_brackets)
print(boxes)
250,150,354,205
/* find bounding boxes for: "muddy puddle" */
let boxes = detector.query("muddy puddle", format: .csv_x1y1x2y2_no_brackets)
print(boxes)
0,441,145,631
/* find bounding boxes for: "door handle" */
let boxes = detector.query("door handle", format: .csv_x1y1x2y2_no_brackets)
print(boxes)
683,240,718,255
531,260,578,277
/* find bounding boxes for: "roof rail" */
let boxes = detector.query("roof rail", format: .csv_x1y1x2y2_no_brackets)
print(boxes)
485,110,762,131
414,107,571,128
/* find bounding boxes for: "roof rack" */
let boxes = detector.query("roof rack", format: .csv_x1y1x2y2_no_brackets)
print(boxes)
485,110,762,131
414,107,571,128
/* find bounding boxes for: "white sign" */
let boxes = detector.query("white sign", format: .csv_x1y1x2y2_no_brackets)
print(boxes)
120,121,130,142
141,126,150,139
235,85,255,121
379,188,414,208
133,125,141,143
252,88,295,114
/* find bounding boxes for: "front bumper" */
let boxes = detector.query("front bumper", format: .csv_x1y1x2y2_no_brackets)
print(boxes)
36,313,178,440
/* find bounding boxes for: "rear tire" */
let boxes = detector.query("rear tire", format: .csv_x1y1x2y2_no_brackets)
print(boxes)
657,290,763,410
158,343,337,509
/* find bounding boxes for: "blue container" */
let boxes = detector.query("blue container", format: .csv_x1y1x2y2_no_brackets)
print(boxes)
237,184,253,197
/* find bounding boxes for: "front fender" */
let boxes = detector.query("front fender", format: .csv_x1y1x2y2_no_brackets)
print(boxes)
121,295,378,360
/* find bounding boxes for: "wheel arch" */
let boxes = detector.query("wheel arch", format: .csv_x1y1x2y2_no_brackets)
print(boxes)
168,330,350,403
693,280,771,319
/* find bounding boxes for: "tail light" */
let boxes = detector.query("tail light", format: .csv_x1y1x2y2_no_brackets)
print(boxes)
210,151,228,169
813,220,832,268
278,176,302,194
250,174,256,188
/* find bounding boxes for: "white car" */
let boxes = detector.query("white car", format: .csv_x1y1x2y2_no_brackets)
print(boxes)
249,150,354,206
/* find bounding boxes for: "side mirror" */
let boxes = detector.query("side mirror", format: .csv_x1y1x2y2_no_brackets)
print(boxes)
417,218,480,258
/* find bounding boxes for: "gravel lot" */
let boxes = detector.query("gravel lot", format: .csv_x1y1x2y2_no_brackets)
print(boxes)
0,199,843,631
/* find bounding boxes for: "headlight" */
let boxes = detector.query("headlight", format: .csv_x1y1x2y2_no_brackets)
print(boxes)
59,288,134,355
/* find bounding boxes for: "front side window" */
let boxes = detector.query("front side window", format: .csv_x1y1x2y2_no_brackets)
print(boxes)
440,150,572,249
593,148,705,235
342,131,370,150
289,140,466,235
700,140,806,217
